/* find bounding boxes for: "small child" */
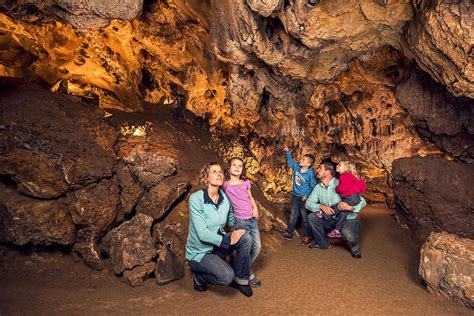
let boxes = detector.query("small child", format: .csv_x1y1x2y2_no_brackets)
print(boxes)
224,157,262,288
326,160,366,238
280,145,317,246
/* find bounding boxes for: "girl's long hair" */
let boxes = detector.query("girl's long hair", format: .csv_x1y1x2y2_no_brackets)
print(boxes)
338,161,359,177
225,157,247,181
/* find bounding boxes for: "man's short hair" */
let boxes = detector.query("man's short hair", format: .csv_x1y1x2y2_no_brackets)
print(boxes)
321,161,336,177
304,154,315,165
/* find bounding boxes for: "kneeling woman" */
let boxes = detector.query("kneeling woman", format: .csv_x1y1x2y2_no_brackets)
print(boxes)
185,162,253,297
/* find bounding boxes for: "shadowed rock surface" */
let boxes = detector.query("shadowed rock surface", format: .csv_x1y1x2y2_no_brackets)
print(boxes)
392,157,474,241
0,183,75,246
137,177,190,221
396,70,474,163
419,232,474,308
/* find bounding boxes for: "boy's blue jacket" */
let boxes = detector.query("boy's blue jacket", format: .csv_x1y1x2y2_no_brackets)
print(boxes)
286,151,317,197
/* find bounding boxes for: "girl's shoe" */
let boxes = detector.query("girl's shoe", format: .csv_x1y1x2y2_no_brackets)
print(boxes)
249,277,262,288
327,229,342,238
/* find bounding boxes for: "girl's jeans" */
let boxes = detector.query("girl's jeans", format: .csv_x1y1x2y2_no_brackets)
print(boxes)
234,217,261,279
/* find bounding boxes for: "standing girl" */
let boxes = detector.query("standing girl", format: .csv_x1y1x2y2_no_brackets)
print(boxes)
224,157,262,287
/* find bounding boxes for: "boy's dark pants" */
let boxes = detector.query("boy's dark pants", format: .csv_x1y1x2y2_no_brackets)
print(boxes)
324,194,361,231
287,195,311,237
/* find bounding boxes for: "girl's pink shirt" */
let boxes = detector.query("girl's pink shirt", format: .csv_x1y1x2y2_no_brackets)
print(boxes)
224,180,253,219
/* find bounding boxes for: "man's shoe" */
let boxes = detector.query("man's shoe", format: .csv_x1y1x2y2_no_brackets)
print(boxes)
351,249,362,259
193,274,207,292
249,277,262,288
309,243,331,250
280,231,293,240
300,236,312,246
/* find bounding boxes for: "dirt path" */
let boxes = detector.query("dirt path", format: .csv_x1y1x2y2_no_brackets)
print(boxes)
0,206,469,315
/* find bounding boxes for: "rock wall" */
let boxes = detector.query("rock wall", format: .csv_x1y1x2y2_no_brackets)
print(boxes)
392,157,474,241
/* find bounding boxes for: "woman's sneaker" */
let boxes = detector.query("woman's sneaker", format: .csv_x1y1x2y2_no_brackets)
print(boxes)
193,274,207,292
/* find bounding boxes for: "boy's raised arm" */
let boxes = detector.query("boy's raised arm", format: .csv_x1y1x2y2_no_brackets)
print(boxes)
285,150,299,171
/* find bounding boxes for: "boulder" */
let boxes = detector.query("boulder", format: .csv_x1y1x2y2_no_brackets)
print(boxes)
137,177,190,221
392,157,474,240
0,84,117,199
0,184,75,246
419,232,474,308
155,245,185,285
100,213,155,275
68,177,121,270
123,262,155,287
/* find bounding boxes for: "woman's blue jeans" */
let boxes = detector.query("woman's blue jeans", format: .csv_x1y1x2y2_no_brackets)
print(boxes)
188,232,252,286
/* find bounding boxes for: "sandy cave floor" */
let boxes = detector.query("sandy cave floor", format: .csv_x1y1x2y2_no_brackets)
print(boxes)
0,207,470,315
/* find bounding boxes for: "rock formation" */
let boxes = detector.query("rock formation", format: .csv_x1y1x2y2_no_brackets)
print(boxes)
419,232,474,308
392,157,474,241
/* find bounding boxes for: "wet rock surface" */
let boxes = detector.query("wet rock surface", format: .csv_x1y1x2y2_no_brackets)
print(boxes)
392,157,474,241
419,232,474,308
155,245,185,285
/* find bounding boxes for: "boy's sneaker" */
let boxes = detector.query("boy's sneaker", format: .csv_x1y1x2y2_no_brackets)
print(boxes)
300,236,312,246
249,277,262,288
327,229,342,238
193,274,207,292
280,231,293,240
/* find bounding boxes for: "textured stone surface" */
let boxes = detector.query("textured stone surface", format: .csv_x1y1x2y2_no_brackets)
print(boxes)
396,70,474,163
0,184,75,246
116,161,144,218
69,177,121,270
123,261,155,287
419,232,474,308
100,213,155,275
402,0,473,98
392,157,474,241
116,135,179,189
155,245,185,285
137,177,190,221
0,84,117,198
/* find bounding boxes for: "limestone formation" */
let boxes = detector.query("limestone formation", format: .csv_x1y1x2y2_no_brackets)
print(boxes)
419,232,474,308
392,157,474,241
402,0,473,99
0,84,117,199
100,213,155,275
396,70,474,164
137,177,190,221
0,184,75,246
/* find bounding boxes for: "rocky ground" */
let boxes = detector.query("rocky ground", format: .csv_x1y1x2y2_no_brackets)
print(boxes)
0,207,470,314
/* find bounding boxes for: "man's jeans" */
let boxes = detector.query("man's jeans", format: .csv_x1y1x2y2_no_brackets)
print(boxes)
287,195,311,237
308,212,361,252
234,218,261,279
188,233,252,286
328,194,361,231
